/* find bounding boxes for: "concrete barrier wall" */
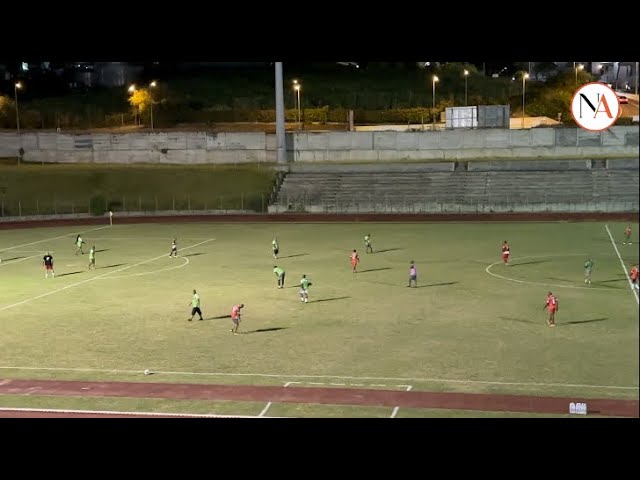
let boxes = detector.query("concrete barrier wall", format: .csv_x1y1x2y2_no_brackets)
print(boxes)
0,126,637,165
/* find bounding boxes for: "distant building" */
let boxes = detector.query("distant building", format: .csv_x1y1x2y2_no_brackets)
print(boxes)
94,62,144,88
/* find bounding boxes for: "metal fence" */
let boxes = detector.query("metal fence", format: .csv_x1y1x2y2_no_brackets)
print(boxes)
0,193,270,218
269,193,640,214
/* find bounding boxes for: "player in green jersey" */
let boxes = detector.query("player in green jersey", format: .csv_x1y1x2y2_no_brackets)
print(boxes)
273,266,285,288
188,289,204,321
584,258,594,285
364,234,373,254
88,245,96,270
299,274,312,303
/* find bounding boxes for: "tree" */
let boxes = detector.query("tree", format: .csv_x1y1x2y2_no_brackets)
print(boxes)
0,95,15,128
128,88,152,114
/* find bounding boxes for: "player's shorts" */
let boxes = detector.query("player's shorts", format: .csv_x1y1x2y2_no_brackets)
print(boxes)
584,269,591,275
409,275,417,281
191,307,202,316
232,316,240,325
548,307,556,314
90,258,95,264
299,288,308,295
351,260,358,266
273,248,279,255
502,252,509,258
45,265,53,270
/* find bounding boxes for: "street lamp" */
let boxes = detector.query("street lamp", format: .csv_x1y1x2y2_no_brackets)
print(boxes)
575,64,584,87
14,82,22,141
149,81,157,131
522,72,529,129
292,79,301,128
128,84,137,125
432,75,439,110
463,69,469,106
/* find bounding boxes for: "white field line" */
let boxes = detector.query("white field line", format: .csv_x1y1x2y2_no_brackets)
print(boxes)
0,239,214,312
485,253,618,291
390,385,413,418
0,253,42,267
0,366,637,391
99,256,190,280
0,407,284,418
605,225,639,305
258,402,272,417
0,225,110,254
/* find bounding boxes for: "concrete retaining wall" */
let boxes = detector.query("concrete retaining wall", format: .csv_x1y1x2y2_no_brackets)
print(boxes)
1,126,637,165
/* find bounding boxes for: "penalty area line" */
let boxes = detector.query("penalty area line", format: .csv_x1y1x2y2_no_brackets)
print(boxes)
605,224,639,306
0,238,215,312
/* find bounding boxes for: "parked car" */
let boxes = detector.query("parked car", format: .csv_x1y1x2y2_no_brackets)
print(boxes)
617,94,628,104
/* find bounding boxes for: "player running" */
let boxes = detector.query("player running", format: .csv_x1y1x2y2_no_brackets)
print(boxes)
43,252,55,278
583,258,594,285
272,238,279,259
350,249,360,273
299,274,312,303
501,240,510,266
169,239,178,258
75,234,85,255
364,234,373,254
630,264,639,291
230,303,244,334
543,291,559,327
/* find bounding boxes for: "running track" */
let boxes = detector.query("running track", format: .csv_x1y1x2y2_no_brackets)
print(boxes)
0,378,637,417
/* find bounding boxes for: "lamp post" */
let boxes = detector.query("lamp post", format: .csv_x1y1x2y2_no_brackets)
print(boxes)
575,63,584,87
128,84,137,125
432,75,439,127
293,79,301,128
14,82,22,139
522,72,529,129
463,69,469,106
149,81,157,131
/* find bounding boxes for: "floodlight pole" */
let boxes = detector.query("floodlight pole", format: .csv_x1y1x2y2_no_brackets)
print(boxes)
275,62,286,163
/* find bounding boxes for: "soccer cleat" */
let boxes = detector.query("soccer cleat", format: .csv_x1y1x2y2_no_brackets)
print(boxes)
188,318,192,322
304,298,308,303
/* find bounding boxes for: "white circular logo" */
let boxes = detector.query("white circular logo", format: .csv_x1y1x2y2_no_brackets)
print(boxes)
570,82,622,132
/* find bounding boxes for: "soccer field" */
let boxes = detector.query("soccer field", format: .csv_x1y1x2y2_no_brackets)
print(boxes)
0,220,638,416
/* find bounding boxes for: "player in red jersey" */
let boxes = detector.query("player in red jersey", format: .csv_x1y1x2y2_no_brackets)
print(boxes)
542,291,559,327
630,264,638,291
230,303,244,335
501,240,510,266
350,249,359,273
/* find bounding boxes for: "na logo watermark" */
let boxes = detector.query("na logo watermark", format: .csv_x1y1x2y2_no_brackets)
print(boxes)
570,82,622,132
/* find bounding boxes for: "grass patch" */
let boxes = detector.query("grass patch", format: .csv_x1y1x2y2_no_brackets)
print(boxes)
0,163,277,215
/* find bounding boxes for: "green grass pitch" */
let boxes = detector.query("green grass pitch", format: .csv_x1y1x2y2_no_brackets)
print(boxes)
0,220,638,416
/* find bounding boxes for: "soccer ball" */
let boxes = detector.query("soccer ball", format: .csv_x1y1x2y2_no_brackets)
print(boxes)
144,369,150,375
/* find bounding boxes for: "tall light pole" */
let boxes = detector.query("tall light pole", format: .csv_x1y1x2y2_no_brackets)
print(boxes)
128,84,137,125
149,81,157,131
14,82,22,141
275,62,286,164
463,69,469,106
522,72,529,129
292,79,301,128
432,75,439,127
575,63,584,88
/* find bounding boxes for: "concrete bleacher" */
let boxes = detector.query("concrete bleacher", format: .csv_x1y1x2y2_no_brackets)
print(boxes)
270,160,639,213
